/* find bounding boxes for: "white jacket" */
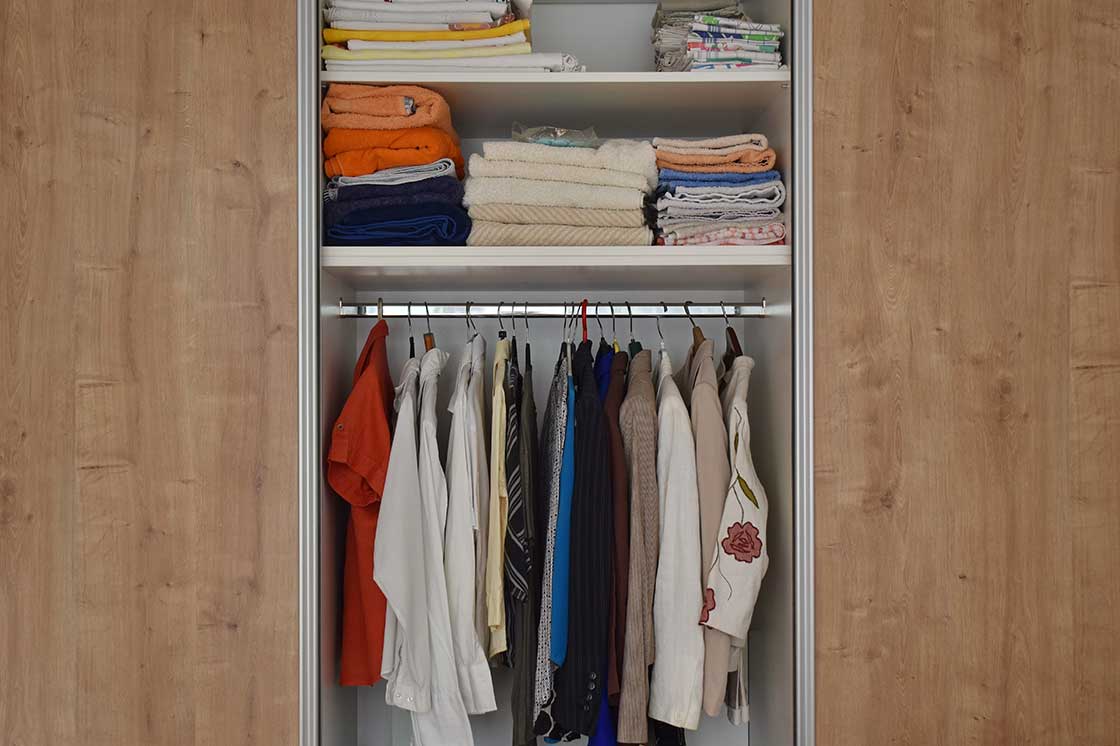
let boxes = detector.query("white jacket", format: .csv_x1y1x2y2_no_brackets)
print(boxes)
445,336,496,714
704,355,770,725
648,346,704,730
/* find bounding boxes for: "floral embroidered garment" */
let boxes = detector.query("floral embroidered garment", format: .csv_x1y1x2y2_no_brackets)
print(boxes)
702,354,770,726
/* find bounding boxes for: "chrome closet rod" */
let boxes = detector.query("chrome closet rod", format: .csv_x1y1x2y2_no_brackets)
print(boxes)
338,299,767,318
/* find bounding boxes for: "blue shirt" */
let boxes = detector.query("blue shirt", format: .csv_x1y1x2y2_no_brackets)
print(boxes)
550,370,577,666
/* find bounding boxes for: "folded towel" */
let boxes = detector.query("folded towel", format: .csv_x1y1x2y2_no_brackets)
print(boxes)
663,222,786,245
468,221,652,246
323,53,583,71
330,20,489,30
464,176,646,210
658,206,781,222
656,146,776,170
467,153,651,192
657,181,786,208
656,143,768,161
468,203,648,228
325,203,471,246
323,17,528,41
482,140,658,190
324,7,496,24
347,32,526,50
324,178,465,225
653,134,768,151
326,158,456,197
692,16,782,32
323,127,463,178
320,84,457,138
654,159,776,175
327,0,509,16
322,41,531,60
659,167,780,187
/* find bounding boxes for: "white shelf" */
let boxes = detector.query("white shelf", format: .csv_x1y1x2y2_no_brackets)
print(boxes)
322,244,791,291
318,70,790,138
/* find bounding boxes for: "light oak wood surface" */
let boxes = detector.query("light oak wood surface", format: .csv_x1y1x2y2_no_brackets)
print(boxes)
813,0,1120,742
0,0,299,743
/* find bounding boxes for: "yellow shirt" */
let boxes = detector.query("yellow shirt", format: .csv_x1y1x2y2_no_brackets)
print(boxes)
485,338,511,657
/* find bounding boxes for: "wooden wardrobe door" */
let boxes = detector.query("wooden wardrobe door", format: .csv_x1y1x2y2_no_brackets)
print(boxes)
0,0,299,743
813,0,1120,742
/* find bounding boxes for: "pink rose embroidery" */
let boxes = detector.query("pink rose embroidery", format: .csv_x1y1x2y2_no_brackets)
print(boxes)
721,521,762,563
700,587,716,624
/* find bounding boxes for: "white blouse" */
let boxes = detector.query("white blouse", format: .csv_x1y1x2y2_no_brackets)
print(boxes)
648,346,704,730
444,336,496,714
484,337,511,657
704,355,770,725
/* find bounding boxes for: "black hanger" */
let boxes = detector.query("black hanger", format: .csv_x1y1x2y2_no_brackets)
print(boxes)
627,301,642,356
407,301,416,358
722,301,743,370
497,301,507,340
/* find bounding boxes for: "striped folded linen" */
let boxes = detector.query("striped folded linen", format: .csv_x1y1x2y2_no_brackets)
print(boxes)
656,181,786,209
689,50,782,64
687,37,781,53
325,7,497,24
323,53,583,71
464,176,646,210
347,32,526,50
322,41,531,60
468,203,648,227
324,158,457,200
467,153,651,192
468,221,652,246
323,18,527,41
691,62,784,70
482,140,658,190
691,16,783,33
657,206,781,223
662,220,785,245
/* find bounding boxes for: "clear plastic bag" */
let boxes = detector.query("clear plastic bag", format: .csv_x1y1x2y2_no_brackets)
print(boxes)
511,121,600,148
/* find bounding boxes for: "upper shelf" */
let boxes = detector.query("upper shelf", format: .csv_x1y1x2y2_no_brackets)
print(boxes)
318,70,791,138
322,244,791,291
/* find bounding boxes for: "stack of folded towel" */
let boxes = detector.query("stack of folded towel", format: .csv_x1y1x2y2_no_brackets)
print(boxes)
652,134,787,245
652,0,745,71
321,0,585,72
322,85,471,246
463,140,657,246
686,15,784,70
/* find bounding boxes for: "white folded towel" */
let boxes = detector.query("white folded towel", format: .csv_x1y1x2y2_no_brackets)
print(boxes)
653,134,769,151
347,32,526,51
330,20,468,29
467,154,651,192
464,176,647,210
324,7,497,24
482,140,658,190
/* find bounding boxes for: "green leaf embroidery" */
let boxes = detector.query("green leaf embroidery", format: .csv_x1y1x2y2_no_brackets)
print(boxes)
734,432,740,453
737,473,759,509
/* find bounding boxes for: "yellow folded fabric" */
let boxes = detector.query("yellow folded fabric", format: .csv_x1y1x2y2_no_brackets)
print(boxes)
323,18,529,43
322,41,531,60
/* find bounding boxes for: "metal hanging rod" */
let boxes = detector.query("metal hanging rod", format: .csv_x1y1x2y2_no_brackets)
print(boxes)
338,299,767,319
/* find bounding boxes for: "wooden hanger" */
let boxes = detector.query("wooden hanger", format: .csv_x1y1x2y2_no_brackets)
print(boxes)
722,301,742,369
685,301,705,347
423,301,435,351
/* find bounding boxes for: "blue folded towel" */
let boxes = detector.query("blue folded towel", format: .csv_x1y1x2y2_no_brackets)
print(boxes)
323,176,465,225
324,203,471,246
659,168,781,187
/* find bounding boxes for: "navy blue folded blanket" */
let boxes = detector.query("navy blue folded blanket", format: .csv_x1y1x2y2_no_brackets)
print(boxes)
324,203,471,246
323,176,465,225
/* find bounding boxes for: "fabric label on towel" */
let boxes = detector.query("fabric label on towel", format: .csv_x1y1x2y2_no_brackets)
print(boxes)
403,96,416,115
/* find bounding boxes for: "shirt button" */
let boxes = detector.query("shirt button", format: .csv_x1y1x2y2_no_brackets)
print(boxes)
589,672,598,680
588,681,596,690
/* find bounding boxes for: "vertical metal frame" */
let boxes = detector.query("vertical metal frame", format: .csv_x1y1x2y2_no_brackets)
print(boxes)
791,0,815,743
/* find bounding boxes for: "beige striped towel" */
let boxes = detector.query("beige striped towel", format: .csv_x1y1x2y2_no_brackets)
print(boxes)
468,203,648,228
467,221,653,246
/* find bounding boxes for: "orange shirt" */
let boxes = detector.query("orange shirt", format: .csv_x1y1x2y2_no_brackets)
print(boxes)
328,320,394,686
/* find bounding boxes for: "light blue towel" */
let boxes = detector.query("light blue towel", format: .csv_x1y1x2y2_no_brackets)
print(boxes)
659,167,781,188
550,369,577,666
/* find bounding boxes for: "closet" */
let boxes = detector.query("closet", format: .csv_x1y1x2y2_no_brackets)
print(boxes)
297,0,813,744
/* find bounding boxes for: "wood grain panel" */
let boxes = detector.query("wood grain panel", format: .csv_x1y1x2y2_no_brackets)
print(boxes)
814,0,1120,742
0,0,298,742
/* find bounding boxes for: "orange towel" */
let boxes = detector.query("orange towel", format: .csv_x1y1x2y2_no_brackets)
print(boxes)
655,146,777,173
321,84,458,140
323,127,464,178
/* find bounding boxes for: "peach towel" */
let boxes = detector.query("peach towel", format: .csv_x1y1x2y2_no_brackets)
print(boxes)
655,146,776,172
321,84,457,139
323,127,464,178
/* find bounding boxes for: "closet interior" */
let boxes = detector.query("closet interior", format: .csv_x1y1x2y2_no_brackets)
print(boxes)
300,0,810,742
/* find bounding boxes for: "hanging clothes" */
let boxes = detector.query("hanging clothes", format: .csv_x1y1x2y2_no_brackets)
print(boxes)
445,335,496,714
486,337,512,658
553,339,614,737
604,349,630,710
681,338,735,717
649,346,704,730
467,336,491,658
594,336,614,402
328,319,394,686
616,348,660,744
504,342,527,664
704,355,770,726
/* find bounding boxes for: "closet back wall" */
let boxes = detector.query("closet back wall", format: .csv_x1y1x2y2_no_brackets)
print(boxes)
0,0,299,743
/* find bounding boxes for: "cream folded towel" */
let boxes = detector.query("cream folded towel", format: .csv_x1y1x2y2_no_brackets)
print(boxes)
467,154,651,192
464,176,646,210
482,140,658,190
468,203,648,227
469,221,653,246
652,134,768,151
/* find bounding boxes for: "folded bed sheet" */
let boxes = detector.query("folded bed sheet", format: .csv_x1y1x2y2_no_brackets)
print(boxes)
481,140,658,190
323,126,463,178
464,176,646,210
323,18,528,42
467,203,648,228
467,153,651,192
324,203,471,246
468,221,652,246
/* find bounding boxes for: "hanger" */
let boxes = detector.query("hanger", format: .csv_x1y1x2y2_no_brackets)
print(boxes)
509,302,519,365
721,301,743,370
465,300,477,339
595,301,607,342
656,301,666,347
377,297,384,321
497,301,507,340
565,301,574,371
609,303,620,353
523,301,532,369
407,301,416,358
627,301,642,356
684,300,705,347
580,298,589,343
423,302,435,351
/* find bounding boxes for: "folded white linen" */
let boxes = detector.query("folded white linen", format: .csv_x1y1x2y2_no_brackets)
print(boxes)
657,182,786,209
481,139,658,190
323,53,583,71
330,20,472,29
467,153,651,192
652,134,768,150
663,218,783,239
324,61,557,72
324,7,496,23
464,176,647,210
327,0,509,16
324,159,457,201
347,32,526,50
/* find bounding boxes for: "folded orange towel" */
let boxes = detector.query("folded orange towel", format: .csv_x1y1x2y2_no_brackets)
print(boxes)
655,147,777,172
323,127,464,178
321,84,458,140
